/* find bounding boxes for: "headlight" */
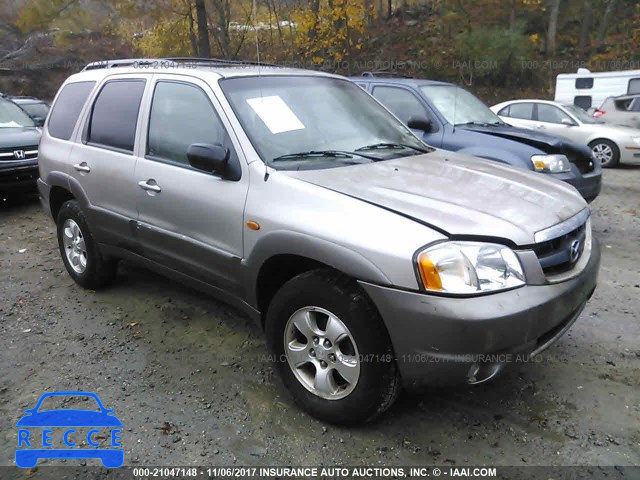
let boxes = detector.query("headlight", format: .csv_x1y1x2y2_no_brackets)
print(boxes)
416,242,525,294
632,137,640,145
530,154,571,173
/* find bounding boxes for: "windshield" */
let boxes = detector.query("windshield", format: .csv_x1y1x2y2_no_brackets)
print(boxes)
420,85,503,126
563,104,603,124
18,102,50,119
220,76,427,169
0,98,35,127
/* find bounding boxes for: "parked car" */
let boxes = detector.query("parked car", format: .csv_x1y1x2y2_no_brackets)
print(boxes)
352,74,601,202
0,96,40,194
39,58,600,424
491,99,640,168
10,96,50,127
592,94,640,129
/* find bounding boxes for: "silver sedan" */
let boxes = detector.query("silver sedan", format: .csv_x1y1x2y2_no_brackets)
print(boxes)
491,99,640,167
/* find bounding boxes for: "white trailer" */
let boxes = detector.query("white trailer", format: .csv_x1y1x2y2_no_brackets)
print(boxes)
554,68,640,110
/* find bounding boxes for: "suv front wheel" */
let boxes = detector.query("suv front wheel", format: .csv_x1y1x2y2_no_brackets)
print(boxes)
56,200,116,289
266,269,400,424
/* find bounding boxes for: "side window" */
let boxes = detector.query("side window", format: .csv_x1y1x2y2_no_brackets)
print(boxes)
87,79,146,152
147,81,229,166
629,98,640,112
372,86,431,125
574,96,592,110
628,78,640,94
48,81,95,140
505,103,533,120
537,104,573,124
575,78,593,89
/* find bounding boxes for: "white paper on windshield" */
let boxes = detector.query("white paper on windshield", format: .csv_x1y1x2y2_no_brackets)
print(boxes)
246,95,305,134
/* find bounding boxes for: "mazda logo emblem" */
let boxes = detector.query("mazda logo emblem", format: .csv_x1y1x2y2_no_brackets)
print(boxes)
13,150,26,160
569,239,582,263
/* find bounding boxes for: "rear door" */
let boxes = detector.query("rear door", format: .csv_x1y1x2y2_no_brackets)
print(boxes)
68,75,149,249
496,102,536,129
134,75,249,295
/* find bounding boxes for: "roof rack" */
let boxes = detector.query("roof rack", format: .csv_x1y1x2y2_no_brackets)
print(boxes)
164,57,280,68
361,71,413,79
82,57,280,71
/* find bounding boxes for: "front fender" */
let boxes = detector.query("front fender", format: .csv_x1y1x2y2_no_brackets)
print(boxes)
242,230,391,307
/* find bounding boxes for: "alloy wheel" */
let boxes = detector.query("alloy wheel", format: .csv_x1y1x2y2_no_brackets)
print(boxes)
283,306,360,400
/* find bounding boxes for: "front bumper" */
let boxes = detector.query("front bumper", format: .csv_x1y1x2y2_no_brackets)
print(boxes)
0,160,38,192
551,167,602,203
359,239,600,390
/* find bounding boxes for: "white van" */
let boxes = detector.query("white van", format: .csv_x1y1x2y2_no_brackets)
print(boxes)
555,68,640,110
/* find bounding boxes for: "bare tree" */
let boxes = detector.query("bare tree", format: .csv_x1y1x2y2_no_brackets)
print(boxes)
546,0,561,55
597,0,619,43
578,0,593,53
195,0,211,57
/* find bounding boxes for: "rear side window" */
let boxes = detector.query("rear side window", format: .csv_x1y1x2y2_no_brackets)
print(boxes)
575,78,593,89
48,81,95,140
505,103,534,120
87,80,146,152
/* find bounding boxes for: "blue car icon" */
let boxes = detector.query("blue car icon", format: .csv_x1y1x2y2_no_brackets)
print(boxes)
16,391,123,468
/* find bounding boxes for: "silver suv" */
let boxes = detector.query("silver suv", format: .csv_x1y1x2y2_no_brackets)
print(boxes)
38,59,600,424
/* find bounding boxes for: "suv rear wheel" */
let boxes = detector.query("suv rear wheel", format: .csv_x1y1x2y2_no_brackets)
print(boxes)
266,269,400,424
56,200,116,289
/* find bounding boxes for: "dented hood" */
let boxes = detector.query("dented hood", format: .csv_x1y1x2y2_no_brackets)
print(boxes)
287,149,587,246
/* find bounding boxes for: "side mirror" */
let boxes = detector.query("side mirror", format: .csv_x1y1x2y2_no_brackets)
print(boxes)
187,143,230,177
407,116,433,133
561,118,575,126
32,117,45,127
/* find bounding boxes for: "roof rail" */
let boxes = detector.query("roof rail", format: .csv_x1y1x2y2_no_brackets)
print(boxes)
82,57,281,71
82,59,170,71
164,56,280,68
361,71,413,79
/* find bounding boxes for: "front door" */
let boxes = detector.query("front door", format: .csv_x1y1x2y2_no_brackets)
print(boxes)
134,77,249,295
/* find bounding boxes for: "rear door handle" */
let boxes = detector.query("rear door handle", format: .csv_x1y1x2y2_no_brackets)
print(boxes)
138,180,161,193
73,162,91,173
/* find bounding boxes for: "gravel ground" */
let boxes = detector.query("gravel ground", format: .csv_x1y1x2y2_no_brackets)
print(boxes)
1,165,639,470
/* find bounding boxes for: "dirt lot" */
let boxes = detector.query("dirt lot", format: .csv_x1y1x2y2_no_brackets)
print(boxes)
1,166,639,470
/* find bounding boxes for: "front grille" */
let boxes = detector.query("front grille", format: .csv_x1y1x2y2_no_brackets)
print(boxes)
531,223,586,275
567,152,595,174
0,145,38,162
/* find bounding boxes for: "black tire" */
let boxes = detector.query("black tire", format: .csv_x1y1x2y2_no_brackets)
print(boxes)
589,138,620,168
56,200,116,289
265,269,401,424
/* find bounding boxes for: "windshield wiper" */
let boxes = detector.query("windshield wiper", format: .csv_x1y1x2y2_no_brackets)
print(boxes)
271,149,384,164
455,121,489,126
271,150,353,163
355,142,431,153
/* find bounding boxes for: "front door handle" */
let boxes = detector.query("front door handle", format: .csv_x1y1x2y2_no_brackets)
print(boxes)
73,162,91,173
138,180,161,193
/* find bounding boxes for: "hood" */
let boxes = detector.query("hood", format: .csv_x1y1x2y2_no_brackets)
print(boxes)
461,123,592,155
287,150,586,246
0,127,41,149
